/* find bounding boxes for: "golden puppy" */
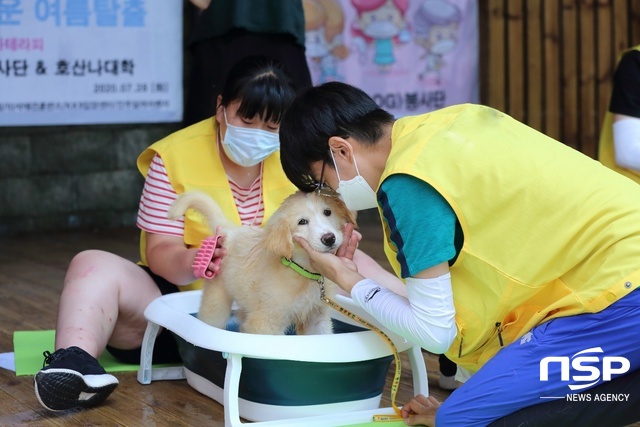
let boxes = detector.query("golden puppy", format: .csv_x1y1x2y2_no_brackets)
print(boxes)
168,191,356,335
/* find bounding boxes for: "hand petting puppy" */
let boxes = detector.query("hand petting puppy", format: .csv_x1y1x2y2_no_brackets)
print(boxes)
295,223,364,294
335,223,362,260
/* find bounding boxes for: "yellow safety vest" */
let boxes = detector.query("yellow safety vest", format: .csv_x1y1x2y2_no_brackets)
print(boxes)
380,104,640,373
598,45,640,184
137,117,296,290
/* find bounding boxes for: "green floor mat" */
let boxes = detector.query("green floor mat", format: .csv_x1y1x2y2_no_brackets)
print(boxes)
13,330,176,376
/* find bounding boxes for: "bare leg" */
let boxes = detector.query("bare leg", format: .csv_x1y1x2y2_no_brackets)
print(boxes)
35,250,162,411
55,249,162,358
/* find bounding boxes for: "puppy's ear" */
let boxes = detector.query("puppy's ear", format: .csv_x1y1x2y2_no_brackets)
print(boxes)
263,220,294,259
332,196,358,227
346,208,358,228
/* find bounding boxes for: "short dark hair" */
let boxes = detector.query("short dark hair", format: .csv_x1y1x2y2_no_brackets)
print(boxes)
279,82,394,192
218,56,295,124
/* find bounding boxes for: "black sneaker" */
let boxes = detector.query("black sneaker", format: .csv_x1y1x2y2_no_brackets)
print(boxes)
34,346,119,411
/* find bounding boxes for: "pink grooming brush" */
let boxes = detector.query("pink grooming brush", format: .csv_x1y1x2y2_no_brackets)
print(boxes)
192,235,222,279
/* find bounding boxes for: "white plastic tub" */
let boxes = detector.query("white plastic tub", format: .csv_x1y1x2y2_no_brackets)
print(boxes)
138,290,428,426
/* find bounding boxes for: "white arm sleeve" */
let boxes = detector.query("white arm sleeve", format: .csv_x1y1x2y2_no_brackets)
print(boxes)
350,274,456,354
613,118,640,171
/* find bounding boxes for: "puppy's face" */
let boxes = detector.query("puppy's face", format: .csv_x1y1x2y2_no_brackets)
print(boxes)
292,193,349,253
265,192,357,258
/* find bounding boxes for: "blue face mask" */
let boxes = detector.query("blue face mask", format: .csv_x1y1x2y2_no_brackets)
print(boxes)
221,109,280,167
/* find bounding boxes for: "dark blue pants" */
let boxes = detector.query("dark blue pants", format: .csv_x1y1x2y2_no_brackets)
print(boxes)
437,288,640,427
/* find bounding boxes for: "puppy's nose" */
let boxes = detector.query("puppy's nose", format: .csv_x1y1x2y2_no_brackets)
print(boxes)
321,233,336,247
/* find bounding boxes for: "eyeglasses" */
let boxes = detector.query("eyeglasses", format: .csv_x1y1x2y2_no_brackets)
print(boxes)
317,158,326,188
314,158,338,197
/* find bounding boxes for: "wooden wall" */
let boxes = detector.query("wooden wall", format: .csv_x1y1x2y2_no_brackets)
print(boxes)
478,0,640,158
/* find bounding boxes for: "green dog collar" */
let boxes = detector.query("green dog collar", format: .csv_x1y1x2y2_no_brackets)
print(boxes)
281,257,324,283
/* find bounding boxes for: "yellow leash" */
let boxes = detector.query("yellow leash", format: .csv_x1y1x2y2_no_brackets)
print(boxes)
281,256,403,421
319,281,403,421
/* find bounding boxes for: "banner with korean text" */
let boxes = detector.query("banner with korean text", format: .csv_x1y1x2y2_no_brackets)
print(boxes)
304,0,478,117
0,0,182,126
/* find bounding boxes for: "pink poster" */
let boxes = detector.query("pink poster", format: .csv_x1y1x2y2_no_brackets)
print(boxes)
304,0,479,117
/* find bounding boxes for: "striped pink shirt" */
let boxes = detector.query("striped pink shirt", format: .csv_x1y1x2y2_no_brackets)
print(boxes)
136,154,264,237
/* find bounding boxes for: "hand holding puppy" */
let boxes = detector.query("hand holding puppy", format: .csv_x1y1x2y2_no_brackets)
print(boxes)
335,223,362,260
295,223,364,293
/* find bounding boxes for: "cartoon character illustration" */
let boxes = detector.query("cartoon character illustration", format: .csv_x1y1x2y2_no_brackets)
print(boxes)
350,0,410,72
303,0,349,83
413,0,461,83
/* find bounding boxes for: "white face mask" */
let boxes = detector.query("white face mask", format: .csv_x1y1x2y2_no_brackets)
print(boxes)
329,149,378,211
221,109,280,167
